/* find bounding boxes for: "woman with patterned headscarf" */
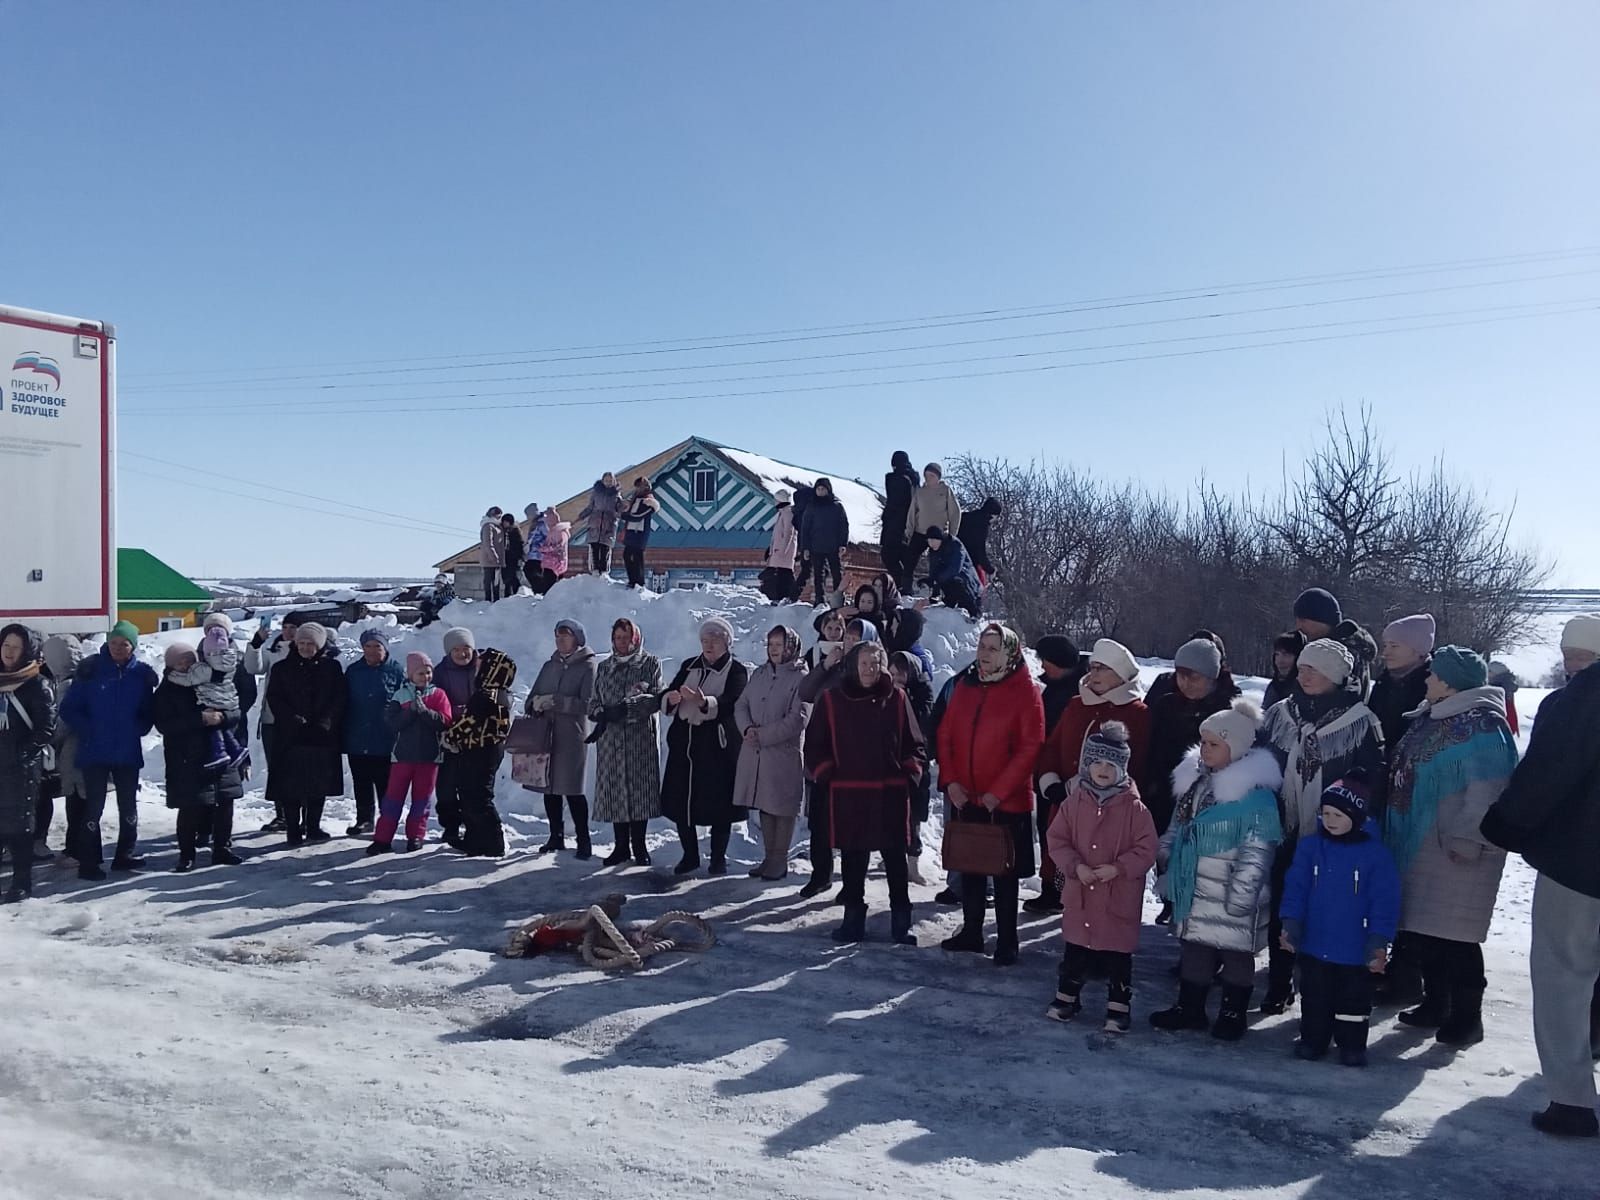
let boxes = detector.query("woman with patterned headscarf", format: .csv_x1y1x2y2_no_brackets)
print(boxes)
937,623,1047,966
442,647,517,857
591,619,664,866
661,618,749,875
735,625,811,881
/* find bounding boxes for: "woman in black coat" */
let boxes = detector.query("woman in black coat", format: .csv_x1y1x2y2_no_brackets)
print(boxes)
660,619,748,876
153,645,245,872
1,623,55,901
265,622,347,845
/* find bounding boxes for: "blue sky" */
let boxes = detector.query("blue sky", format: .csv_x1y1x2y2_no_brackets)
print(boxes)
6,2,1597,587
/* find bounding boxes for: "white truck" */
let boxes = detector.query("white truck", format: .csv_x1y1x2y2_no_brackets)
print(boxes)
0,304,117,635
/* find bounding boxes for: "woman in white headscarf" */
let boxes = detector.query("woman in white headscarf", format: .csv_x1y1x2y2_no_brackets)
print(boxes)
661,618,748,876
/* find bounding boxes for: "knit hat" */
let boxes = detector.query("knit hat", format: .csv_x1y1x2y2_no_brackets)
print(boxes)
163,643,196,670
1081,721,1132,782
1174,637,1223,681
406,650,434,675
1320,772,1372,825
775,488,792,505
699,617,735,648
1298,638,1354,686
295,622,329,650
555,618,588,648
1200,698,1263,764
359,629,387,648
202,612,234,635
1034,634,1080,671
924,462,943,478
1293,588,1342,629
925,526,947,542
442,626,476,653
1088,638,1139,684
1431,644,1487,691
1383,613,1436,658
1560,614,1600,656
108,619,140,646
1273,630,1307,657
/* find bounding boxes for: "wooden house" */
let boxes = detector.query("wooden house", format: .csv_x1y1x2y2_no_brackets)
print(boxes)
436,436,885,597
116,548,214,634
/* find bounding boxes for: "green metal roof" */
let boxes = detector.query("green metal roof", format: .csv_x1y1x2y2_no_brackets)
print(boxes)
117,548,212,605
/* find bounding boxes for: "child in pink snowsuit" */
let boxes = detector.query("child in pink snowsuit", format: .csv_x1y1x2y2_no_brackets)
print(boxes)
1044,721,1158,1034
368,652,452,855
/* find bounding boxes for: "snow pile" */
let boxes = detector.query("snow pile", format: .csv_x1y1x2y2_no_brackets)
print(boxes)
356,574,982,700
719,444,885,544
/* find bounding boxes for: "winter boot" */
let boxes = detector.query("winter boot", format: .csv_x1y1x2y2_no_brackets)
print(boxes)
831,903,868,944
940,928,985,954
2,885,30,904
346,821,374,837
1104,979,1134,1035
173,858,195,874
799,876,832,899
708,822,731,876
1333,1011,1370,1065
761,817,795,881
1154,899,1174,926
1435,986,1485,1048
1022,892,1063,915
404,837,425,853
1211,985,1253,1041
78,862,107,882
539,796,566,854
905,855,926,886
1398,993,1451,1030
32,839,54,863
366,841,393,857
933,886,962,907
211,848,244,867
629,821,651,867
751,813,777,878
1294,1039,1328,1061
1046,992,1083,1023
1150,980,1212,1032
1533,1103,1600,1138
673,824,701,876
890,904,916,946
304,801,329,842
603,824,632,867
569,797,591,860
1259,949,1296,1015
261,815,287,834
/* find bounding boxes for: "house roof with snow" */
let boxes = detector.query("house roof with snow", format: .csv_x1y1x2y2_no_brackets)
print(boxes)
435,436,884,569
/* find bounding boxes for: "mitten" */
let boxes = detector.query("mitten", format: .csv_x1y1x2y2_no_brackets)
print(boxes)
1044,780,1067,805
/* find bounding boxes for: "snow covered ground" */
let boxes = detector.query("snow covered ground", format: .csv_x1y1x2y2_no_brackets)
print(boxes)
5,580,1596,1200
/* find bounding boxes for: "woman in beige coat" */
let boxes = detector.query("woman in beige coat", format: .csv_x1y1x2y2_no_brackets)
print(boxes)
1383,645,1518,1049
735,626,810,880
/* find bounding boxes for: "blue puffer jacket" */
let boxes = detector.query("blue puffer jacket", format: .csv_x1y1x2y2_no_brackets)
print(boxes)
59,646,158,768
799,493,851,555
344,656,406,756
1279,817,1401,967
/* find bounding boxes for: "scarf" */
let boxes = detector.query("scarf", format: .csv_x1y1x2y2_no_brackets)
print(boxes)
769,625,801,665
1079,675,1143,707
1384,687,1517,874
1167,768,1283,926
1261,691,1379,838
1080,776,1129,807
978,623,1022,684
0,661,42,693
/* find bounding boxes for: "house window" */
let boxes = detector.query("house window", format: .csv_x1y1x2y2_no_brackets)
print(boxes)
157,618,184,632
692,468,718,505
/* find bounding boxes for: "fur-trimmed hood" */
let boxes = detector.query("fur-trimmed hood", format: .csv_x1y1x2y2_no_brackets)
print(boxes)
1172,745,1283,807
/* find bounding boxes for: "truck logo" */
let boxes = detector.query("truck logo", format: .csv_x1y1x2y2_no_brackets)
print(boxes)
12,353,61,391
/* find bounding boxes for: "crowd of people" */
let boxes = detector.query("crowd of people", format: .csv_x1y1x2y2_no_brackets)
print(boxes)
2,558,1598,1138
467,454,999,622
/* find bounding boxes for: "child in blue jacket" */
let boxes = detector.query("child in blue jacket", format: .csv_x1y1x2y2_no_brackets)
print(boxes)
1279,771,1400,1067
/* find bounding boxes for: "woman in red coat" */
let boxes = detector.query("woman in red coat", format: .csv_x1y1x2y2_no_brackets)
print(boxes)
804,641,925,945
937,623,1047,965
1030,638,1152,913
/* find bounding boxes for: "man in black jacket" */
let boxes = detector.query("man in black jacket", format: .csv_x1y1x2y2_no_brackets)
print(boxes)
1482,614,1600,1138
958,496,1003,589
881,451,919,591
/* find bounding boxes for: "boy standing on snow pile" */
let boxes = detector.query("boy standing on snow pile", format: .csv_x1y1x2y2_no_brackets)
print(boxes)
1279,772,1400,1067
164,613,250,771
1044,721,1158,1034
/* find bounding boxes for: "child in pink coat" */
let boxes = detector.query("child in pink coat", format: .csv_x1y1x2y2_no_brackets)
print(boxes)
369,652,453,855
1045,721,1158,1033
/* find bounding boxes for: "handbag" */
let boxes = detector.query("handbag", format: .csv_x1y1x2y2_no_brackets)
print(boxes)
942,808,1015,877
504,714,553,755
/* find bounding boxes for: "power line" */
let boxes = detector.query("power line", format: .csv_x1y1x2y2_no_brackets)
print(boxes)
118,453,468,538
118,245,1600,387
120,266,1600,404
121,299,1598,418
